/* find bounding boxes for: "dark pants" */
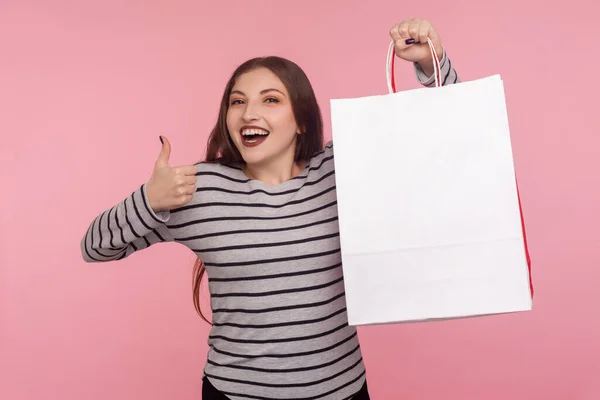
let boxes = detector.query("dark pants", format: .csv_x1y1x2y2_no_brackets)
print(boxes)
202,376,370,399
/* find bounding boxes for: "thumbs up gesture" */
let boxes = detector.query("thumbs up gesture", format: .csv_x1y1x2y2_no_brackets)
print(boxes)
146,136,198,212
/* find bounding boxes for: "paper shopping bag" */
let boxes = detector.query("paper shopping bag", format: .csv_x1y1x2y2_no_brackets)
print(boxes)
330,40,533,326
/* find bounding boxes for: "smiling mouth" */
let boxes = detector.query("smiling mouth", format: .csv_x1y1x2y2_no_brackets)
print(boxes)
241,127,270,147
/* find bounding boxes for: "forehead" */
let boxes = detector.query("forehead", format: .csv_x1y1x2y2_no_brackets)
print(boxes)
231,67,288,94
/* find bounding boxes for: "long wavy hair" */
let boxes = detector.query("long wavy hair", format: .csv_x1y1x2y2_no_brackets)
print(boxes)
193,56,324,324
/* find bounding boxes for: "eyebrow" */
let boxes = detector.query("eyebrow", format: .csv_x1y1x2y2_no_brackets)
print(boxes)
230,88,287,97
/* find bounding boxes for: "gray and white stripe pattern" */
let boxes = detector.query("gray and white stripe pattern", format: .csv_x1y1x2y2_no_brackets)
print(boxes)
83,143,367,399
414,49,461,87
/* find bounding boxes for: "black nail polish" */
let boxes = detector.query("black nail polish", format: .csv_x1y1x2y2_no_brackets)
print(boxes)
159,136,163,144
405,38,416,45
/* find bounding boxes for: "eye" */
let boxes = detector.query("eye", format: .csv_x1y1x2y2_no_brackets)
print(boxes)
265,97,280,103
230,99,244,106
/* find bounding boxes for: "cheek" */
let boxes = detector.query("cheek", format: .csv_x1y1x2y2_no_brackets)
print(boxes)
273,108,299,134
226,112,237,139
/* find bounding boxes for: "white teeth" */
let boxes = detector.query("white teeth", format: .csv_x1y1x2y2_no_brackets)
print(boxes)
242,129,269,136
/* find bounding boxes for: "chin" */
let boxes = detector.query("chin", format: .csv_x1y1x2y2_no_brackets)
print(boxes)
240,151,270,167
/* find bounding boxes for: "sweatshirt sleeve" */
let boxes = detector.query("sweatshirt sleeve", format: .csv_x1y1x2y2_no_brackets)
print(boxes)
81,183,173,263
413,49,461,87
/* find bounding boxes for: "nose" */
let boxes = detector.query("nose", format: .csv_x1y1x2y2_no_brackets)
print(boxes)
242,101,261,122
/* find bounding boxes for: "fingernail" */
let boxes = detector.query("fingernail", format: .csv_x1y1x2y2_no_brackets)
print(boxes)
159,136,163,144
405,38,416,45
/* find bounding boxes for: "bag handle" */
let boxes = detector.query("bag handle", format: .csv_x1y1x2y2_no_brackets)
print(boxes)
387,38,441,93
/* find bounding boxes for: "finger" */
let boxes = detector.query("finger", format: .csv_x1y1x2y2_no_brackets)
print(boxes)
394,19,414,51
155,136,171,168
178,194,194,206
418,21,431,45
174,165,198,176
397,19,412,39
389,23,402,42
428,28,443,57
184,175,197,186
176,184,196,197
174,175,196,188
408,19,421,41
186,184,197,195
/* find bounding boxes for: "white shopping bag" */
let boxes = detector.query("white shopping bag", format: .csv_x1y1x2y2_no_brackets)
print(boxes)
330,39,533,326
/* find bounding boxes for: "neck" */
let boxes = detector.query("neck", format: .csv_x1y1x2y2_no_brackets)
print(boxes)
243,155,306,186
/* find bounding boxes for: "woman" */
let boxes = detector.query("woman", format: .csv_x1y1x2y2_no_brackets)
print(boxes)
81,18,460,400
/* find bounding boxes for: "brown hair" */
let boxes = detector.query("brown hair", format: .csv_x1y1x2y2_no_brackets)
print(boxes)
192,56,325,324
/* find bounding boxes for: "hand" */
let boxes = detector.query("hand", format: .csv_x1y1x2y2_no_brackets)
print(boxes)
146,136,197,212
389,18,444,67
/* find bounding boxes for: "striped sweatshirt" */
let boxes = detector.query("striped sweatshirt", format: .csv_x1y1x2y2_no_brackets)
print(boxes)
81,53,459,400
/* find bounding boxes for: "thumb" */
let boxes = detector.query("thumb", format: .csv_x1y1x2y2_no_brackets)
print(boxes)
155,135,171,168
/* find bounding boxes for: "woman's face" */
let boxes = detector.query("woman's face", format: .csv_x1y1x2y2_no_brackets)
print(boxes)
226,67,300,168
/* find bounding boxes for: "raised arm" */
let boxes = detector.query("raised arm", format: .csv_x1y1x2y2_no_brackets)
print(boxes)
81,184,172,262
81,136,197,262
389,18,461,87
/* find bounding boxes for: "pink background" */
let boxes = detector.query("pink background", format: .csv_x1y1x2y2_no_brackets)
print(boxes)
2,0,599,399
